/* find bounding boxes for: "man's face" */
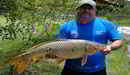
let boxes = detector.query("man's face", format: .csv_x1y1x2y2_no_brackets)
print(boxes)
77,4,96,24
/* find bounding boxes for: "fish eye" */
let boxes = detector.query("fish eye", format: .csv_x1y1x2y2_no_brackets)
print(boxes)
72,48,74,52
46,47,51,52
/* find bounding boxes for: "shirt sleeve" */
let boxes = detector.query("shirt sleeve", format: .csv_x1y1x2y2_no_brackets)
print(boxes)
56,23,70,39
105,21,124,41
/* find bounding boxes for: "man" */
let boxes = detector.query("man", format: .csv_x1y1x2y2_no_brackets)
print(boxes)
59,0,124,75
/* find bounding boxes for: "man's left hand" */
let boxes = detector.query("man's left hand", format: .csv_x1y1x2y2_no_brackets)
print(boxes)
102,45,112,55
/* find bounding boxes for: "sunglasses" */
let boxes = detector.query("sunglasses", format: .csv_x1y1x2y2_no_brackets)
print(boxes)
79,4,93,9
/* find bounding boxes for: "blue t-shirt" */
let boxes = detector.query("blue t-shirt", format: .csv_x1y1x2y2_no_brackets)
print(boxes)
59,17,124,72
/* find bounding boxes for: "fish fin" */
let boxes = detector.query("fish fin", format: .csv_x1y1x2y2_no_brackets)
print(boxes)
81,55,88,66
32,44,43,48
55,58,65,64
52,55,66,64
32,39,59,48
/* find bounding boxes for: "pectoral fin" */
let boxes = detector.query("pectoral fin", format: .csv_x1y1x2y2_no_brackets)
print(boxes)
55,58,65,64
53,55,66,64
81,55,88,66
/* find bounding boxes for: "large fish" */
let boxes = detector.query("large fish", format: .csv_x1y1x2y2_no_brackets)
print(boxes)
8,39,106,72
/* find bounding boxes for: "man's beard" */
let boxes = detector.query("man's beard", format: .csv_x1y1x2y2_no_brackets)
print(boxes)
76,12,95,23
79,16,94,24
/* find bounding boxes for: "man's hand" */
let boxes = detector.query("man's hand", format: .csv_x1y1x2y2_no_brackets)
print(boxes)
102,45,112,55
101,40,123,55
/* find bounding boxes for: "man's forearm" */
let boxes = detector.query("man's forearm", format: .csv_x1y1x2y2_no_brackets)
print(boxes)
108,40,123,50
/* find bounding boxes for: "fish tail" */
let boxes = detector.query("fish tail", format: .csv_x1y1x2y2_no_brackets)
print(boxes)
8,56,30,72
8,55,43,72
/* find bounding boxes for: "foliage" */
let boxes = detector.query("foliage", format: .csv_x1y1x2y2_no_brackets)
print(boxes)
96,0,127,16
0,0,78,22
0,20,32,40
0,0,78,41
0,0,128,41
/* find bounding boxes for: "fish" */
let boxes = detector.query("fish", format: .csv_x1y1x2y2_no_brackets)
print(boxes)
8,39,106,72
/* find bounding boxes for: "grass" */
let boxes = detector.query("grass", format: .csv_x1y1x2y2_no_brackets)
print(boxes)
0,40,27,72
107,48,130,75
115,18,130,26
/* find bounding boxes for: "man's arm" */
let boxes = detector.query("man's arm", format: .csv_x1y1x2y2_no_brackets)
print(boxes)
102,40,123,55
102,19,124,55
109,40,123,50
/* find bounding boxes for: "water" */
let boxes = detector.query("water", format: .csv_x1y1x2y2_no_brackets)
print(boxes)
120,26,130,41
127,45,130,58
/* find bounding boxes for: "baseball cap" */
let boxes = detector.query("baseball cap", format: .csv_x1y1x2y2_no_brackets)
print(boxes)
78,0,96,8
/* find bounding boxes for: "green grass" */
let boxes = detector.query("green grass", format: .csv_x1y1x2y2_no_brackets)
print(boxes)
107,49,130,75
0,40,32,72
29,62,63,75
115,18,130,26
